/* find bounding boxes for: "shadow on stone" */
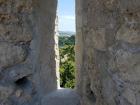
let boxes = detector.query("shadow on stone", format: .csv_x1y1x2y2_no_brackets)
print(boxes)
41,88,81,105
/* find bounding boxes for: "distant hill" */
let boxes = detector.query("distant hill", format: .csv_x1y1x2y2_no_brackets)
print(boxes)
59,31,75,36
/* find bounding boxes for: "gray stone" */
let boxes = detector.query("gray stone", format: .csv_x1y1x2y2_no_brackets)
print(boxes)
91,28,106,50
122,88,136,105
0,23,32,43
0,0,140,105
42,89,80,105
76,0,140,105
0,42,26,69
116,24,140,44
0,86,13,100
0,0,59,105
115,49,140,82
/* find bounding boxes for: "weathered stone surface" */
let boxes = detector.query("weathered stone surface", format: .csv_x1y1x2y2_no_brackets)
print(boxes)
0,0,139,105
0,42,26,69
91,28,106,50
115,49,140,82
8,64,33,81
76,0,140,105
14,0,33,13
42,89,80,105
117,24,140,44
0,86,13,100
122,88,136,105
0,24,32,43
0,0,59,105
119,0,140,12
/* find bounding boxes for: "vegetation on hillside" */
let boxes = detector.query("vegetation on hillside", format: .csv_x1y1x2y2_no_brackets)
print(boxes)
59,35,75,47
59,35,75,88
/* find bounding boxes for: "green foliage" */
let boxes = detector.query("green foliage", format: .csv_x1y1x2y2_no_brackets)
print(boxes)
60,61,75,88
59,35,75,88
60,45,75,62
59,35,75,47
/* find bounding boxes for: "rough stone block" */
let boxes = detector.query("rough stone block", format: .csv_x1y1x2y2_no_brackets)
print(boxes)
91,28,106,50
0,86,13,100
115,49,140,82
14,0,33,13
122,88,136,105
0,24,32,43
119,0,140,12
117,24,140,44
42,89,80,105
0,42,27,69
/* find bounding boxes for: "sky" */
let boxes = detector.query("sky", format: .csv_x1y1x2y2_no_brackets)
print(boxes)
57,0,75,32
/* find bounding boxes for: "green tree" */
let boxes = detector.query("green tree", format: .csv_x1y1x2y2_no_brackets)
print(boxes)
59,35,75,88
59,35,75,47
60,61,75,88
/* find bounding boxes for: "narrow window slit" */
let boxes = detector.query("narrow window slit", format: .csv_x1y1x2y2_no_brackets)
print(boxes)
57,0,76,89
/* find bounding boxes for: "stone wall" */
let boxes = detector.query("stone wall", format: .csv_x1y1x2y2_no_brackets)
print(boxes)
0,0,140,105
0,0,58,105
76,0,140,105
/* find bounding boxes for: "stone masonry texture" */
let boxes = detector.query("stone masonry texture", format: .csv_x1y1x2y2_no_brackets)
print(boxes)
0,0,140,105
76,0,140,105
0,0,58,105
